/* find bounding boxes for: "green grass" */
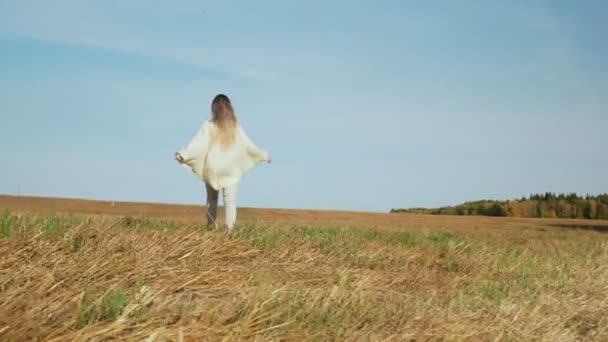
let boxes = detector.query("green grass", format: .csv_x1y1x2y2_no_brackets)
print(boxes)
234,224,439,254
42,214,82,237
120,216,179,232
76,288,129,329
385,230,421,247
1,210,12,238
466,280,510,302
234,223,285,250
427,231,471,251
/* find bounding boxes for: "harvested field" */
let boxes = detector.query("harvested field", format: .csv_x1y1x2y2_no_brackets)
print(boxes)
1,195,608,340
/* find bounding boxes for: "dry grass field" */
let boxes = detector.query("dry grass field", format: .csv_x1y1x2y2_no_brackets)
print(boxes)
1,195,608,341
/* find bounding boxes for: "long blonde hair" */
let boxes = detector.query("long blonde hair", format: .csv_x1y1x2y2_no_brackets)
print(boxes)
210,94,237,149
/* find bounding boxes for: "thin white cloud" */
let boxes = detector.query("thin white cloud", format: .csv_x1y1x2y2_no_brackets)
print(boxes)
0,1,281,82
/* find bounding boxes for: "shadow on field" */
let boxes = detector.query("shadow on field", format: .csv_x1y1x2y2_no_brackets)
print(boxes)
548,223,608,233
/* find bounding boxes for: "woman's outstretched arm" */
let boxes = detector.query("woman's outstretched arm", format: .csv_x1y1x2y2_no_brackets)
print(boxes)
176,122,210,165
239,126,271,163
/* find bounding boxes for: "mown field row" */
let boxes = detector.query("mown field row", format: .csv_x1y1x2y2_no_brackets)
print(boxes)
1,211,607,340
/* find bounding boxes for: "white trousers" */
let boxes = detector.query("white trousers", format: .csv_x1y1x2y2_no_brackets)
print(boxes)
205,182,238,230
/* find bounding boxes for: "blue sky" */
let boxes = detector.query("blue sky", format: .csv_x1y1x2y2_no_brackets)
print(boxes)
1,1,606,212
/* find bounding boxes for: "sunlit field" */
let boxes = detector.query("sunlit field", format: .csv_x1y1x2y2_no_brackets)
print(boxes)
1,196,607,341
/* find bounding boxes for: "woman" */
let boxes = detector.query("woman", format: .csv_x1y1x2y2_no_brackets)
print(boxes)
175,94,271,231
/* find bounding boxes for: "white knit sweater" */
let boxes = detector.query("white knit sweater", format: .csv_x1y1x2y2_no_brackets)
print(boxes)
177,120,270,190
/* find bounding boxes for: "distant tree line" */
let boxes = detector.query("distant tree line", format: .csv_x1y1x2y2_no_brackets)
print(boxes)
390,193,608,220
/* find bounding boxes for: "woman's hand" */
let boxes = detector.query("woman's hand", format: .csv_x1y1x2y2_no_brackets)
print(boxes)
175,152,185,164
